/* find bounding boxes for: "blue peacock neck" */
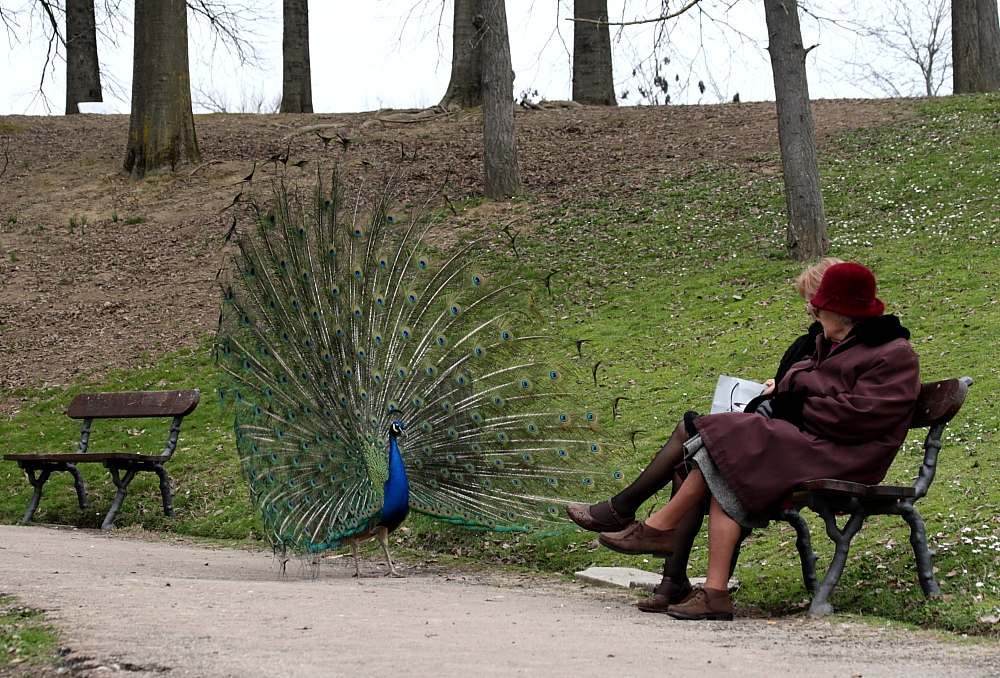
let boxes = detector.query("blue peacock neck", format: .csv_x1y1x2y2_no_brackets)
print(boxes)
380,429,410,527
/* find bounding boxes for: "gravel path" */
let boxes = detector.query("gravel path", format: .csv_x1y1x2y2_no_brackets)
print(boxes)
1,525,997,678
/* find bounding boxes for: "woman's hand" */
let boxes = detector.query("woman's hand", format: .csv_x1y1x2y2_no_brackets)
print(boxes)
762,379,775,395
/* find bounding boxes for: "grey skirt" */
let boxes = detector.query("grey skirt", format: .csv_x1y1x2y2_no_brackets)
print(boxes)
683,434,770,529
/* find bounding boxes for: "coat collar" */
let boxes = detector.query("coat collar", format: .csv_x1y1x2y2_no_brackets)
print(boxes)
848,314,910,346
814,315,910,359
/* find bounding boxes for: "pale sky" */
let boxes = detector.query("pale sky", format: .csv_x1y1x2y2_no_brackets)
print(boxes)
1,0,949,116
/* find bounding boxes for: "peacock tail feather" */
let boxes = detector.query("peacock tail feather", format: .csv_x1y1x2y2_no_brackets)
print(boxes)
216,169,625,555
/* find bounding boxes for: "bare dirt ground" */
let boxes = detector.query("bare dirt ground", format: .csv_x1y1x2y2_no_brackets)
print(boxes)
2,525,998,678
0,100,911,404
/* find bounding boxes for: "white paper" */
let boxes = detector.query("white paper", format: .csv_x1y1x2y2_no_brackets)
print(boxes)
710,375,766,414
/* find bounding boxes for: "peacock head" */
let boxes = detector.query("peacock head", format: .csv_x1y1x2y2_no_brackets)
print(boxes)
363,421,406,492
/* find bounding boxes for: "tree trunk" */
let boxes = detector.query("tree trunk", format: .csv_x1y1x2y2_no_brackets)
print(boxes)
762,0,828,261
478,0,521,199
65,0,102,114
572,0,616,105
953,0,1000,92
981,0,1000,87
124,0,200,177
439,0,482,110
280,0,313,113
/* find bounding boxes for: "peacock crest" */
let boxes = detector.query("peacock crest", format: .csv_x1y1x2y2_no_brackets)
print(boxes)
216,168,624,560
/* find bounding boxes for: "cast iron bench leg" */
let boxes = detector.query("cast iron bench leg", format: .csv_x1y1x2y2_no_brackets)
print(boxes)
779,508,819,594
103,468,137,531
897,501,941,597
153,463,175,518
66,463,88,509
22,468,51,524
810,508,866,617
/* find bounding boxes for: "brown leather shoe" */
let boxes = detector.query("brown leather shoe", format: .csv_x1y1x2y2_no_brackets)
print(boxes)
666,587,734,621
598,521,675,557
565,499,634,532
637,577,694,613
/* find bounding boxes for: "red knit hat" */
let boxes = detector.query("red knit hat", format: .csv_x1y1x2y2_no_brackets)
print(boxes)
809,262,884,318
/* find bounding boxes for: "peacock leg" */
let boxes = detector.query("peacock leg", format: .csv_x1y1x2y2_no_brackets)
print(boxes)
350,539,363,577
349,538,378,578
379,526,405,578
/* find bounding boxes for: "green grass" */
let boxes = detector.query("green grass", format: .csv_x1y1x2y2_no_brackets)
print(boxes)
1,94,999,636
0,598,59,670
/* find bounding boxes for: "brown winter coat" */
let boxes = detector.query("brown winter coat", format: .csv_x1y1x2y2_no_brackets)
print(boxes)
693,315,920,515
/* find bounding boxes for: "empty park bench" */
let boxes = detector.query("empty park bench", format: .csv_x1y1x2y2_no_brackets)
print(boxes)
3,389,200,531
777,377,972,616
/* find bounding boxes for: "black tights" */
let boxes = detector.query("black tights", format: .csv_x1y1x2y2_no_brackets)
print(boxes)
588,420,689,525
590,419,750,589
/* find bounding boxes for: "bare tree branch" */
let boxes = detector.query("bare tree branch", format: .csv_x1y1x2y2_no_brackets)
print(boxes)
829,0,951,97
0,134,11,184
36,0,64,44
186,0,266,67
2,3,23,44
29,0,63,113
569,0,703,27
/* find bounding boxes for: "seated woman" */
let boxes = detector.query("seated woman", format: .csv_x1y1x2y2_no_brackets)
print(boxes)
567,257,842,611
572,262,920,620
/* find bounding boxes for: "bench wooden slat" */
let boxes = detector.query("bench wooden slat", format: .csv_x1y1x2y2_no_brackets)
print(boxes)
801,479,868,496
66,390,200,419
801,478,916,499
4,453,171,463
865,484,916,499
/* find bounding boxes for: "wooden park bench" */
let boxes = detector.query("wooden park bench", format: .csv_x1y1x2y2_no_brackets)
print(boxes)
3,390,199,531
777,377,972,616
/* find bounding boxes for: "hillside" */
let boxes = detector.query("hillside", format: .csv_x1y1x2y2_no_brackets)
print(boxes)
1,100,899,394
1,96,998,636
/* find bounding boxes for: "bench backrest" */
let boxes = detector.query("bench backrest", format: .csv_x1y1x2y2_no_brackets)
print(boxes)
910,378,970,429
67,390,200,419
911,376,972,500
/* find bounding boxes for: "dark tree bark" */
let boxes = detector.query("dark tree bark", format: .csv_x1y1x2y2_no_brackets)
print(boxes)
124,0,200,177
983,0,1000,86
762,0,828,261
280,0,313,113
65,0,102,114
478,0,521,199
439,0,482,110
572,0,616,105
953,0,1000,93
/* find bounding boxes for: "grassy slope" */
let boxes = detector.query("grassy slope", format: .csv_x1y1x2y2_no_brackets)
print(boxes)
0,598,58,673
0,95,998,637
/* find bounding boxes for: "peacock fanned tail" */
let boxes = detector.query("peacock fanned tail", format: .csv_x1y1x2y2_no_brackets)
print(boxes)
216,169,625,555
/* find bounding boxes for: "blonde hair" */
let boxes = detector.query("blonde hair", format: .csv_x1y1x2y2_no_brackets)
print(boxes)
796,257,844,301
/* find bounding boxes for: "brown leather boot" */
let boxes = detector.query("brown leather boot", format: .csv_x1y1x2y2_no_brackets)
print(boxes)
665,587,734,621
636,577,694,613
565,499,634,532
598,521,675,557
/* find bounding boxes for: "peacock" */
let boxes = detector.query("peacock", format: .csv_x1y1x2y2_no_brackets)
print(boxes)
215,168,624,576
